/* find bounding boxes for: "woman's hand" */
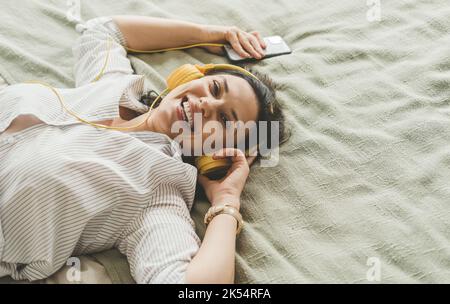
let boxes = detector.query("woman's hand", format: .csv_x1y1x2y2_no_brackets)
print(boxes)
198,148,252,210
204,25,267,59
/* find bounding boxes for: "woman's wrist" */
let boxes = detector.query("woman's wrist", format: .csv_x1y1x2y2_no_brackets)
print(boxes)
205,204,243,235
202,25,227,43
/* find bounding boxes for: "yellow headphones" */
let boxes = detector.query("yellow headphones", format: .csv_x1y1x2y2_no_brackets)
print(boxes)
27,38,261,178
166,63,257,90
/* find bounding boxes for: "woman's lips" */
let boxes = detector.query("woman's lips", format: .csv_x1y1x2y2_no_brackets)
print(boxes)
175,95,197,130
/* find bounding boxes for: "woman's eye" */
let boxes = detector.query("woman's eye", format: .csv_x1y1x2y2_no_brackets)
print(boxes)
211,80,220,98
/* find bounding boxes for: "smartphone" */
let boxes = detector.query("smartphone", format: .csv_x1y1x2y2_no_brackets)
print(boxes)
224,35,292,63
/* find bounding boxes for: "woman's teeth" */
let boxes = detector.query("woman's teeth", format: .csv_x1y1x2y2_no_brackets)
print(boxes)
182,101,193,128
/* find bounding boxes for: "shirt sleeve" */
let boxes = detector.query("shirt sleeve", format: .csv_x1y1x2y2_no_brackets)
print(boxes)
72,17,134,87
117,185,201,284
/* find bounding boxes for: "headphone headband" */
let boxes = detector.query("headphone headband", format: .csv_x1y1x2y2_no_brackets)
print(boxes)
166,63,260,91
195,64,259,81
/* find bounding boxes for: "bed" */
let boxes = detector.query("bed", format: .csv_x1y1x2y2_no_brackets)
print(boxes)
0,0,449,283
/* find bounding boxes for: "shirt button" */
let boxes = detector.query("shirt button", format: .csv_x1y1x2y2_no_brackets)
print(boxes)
6,137,15,144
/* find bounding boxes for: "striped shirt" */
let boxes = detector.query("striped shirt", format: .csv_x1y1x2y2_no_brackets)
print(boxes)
0,17,201,283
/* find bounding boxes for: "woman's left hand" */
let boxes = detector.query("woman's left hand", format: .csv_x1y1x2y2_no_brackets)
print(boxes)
198,148,252,210
204,25,267,59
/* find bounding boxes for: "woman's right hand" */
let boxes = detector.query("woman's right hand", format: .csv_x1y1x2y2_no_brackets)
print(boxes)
204,25,267,60
197,148,252,210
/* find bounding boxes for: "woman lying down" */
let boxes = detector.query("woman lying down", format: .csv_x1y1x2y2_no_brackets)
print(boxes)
0,15,285,283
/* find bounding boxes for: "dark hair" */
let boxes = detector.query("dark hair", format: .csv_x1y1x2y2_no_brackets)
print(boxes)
139,67,288,152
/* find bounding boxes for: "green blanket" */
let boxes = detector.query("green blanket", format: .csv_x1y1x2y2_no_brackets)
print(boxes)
0,0,449,283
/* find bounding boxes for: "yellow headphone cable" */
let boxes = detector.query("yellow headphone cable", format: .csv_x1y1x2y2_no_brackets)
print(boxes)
25,38,227,131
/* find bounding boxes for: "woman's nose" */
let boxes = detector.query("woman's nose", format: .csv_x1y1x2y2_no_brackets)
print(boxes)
198,97,214,119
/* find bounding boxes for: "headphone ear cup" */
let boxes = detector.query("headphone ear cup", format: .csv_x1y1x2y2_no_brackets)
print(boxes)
196,156,232,180
166,64,205,90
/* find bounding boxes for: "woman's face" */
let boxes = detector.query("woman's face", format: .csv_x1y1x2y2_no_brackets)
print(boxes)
147,74,259,155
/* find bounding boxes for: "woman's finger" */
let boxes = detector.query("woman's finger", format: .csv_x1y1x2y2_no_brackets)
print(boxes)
248,35,266,58
237,32,261,59
211,148,250,187
227,150,250,179
251,31,267,49
246,156,257,166
228,31,251,58
213,148,248,169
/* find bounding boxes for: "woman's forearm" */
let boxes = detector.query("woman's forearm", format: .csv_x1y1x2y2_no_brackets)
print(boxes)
112,15,224,51
185,213,238,284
